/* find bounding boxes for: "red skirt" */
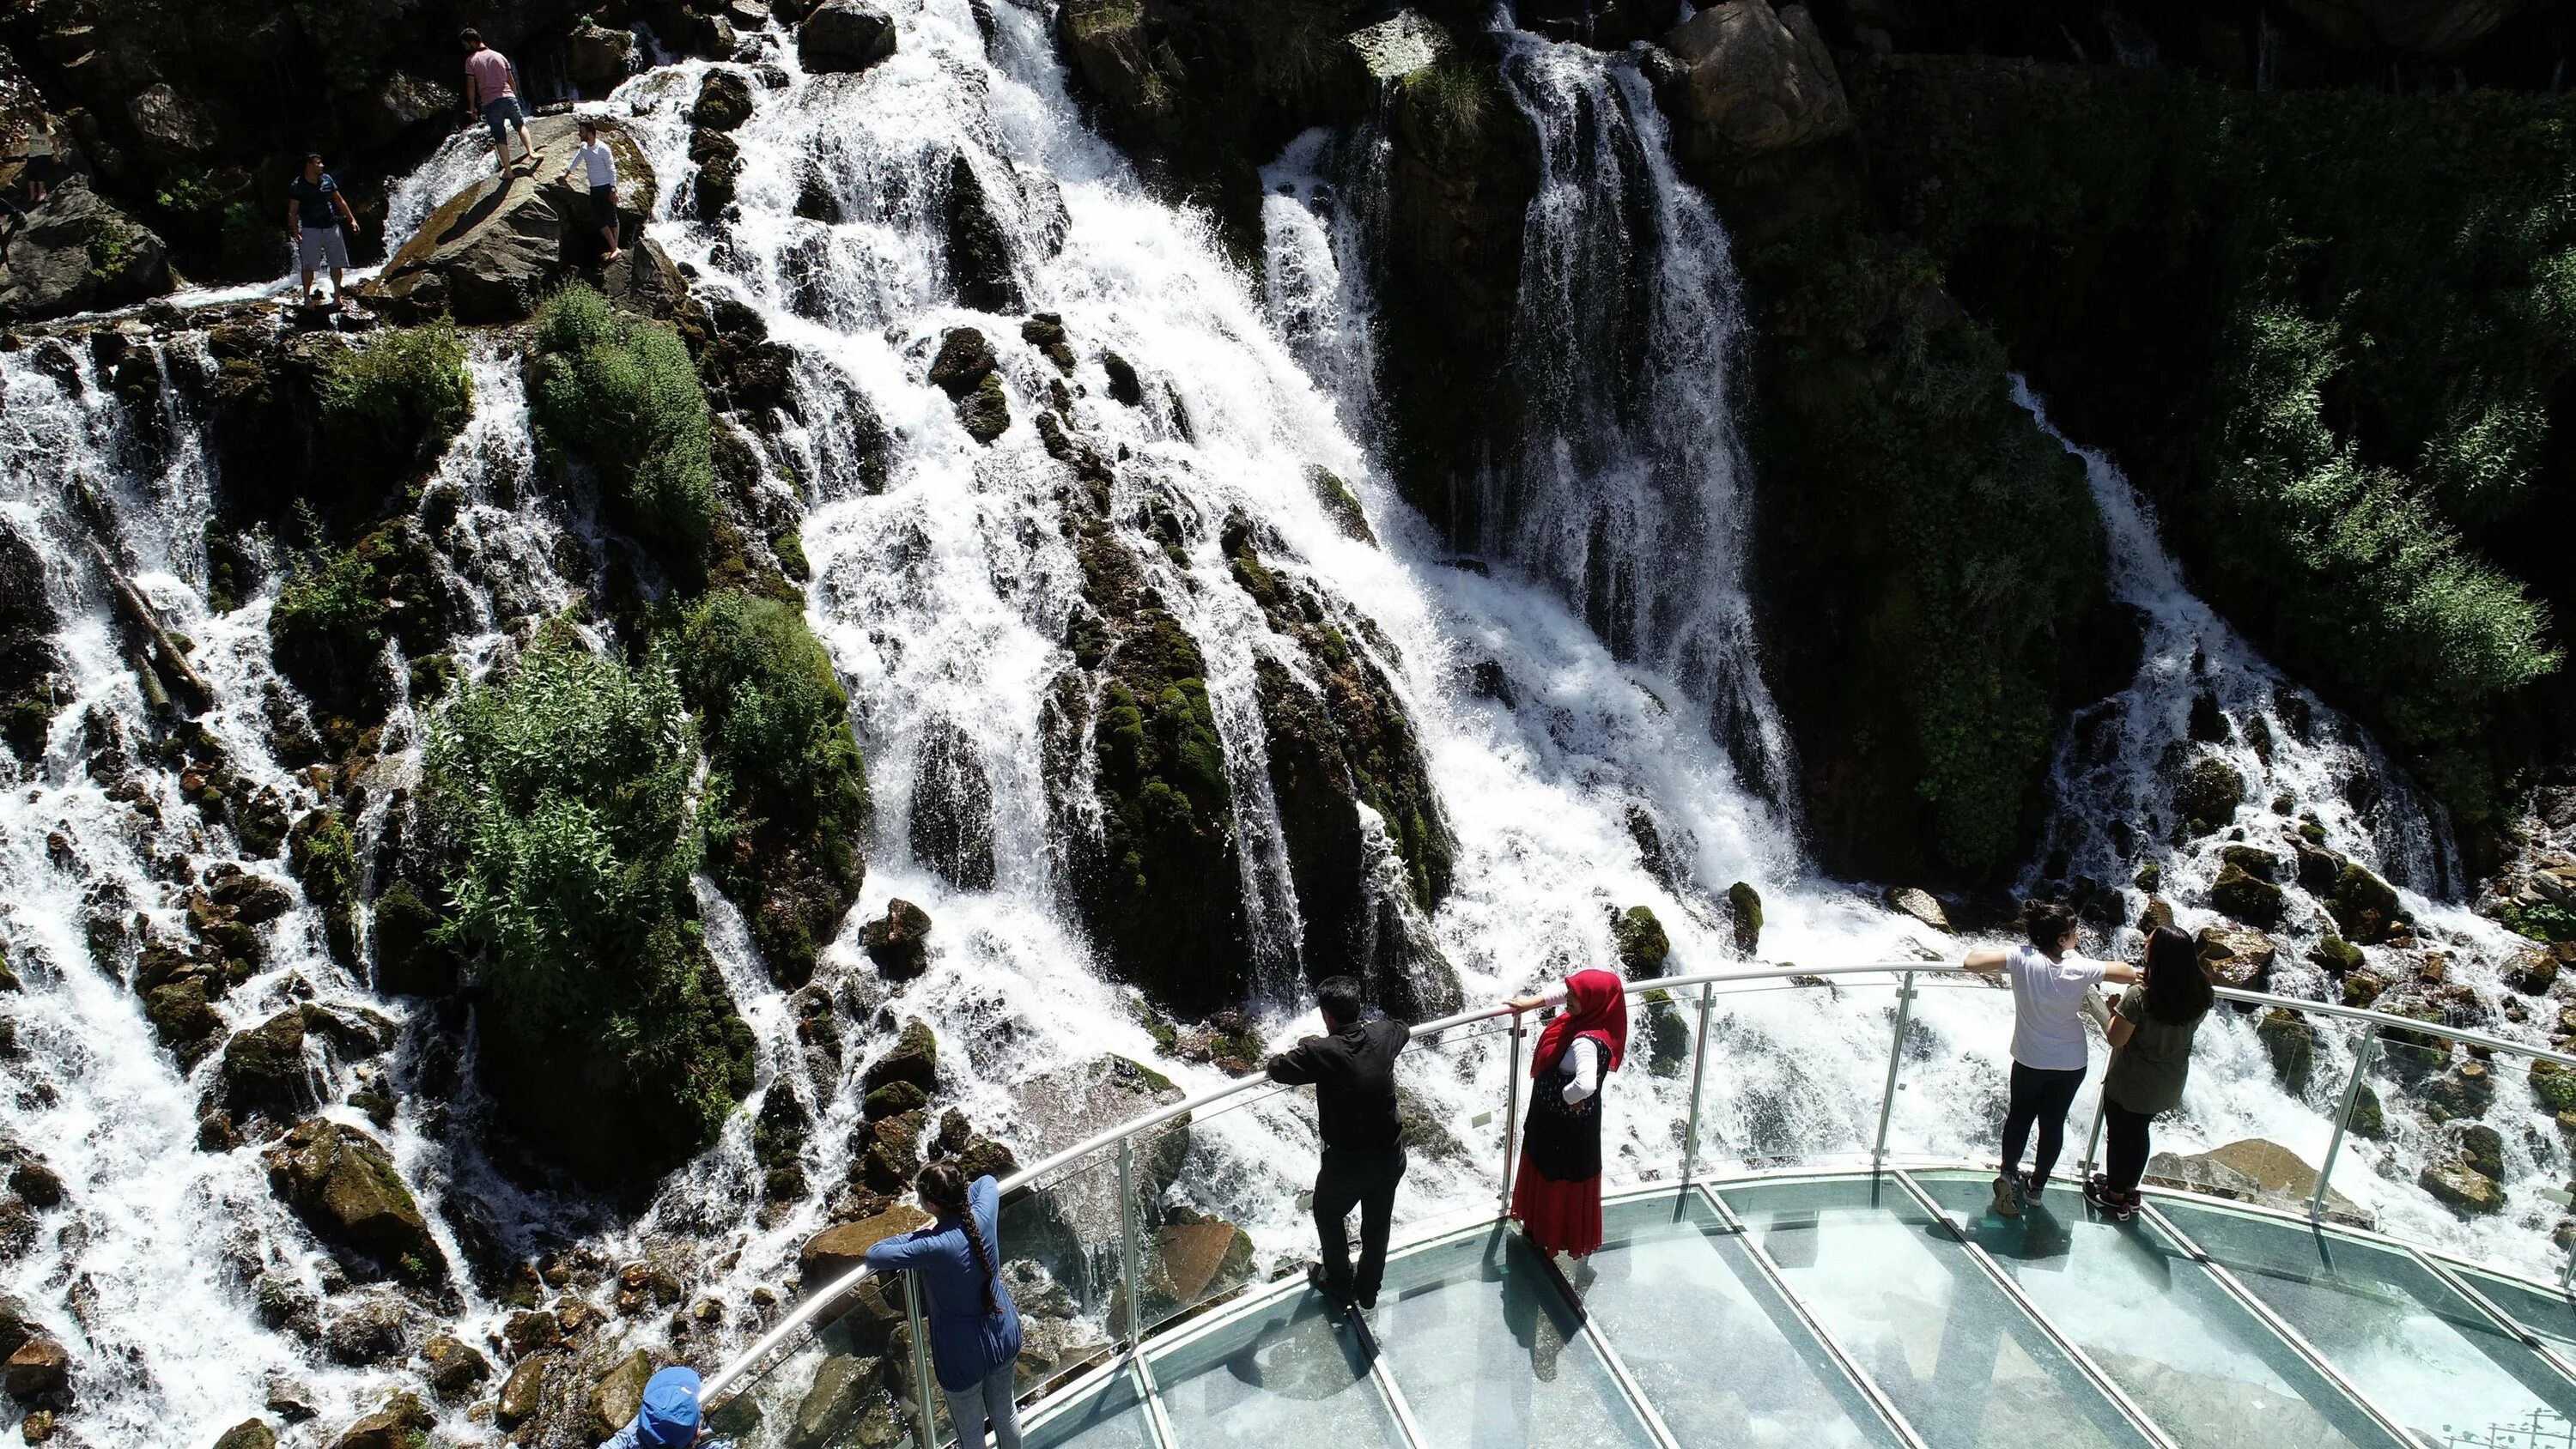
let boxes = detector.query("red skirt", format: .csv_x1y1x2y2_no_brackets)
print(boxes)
1510,1152,1603,1258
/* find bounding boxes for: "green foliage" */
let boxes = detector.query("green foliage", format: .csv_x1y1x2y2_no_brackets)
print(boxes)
529,284,718,573
153,168,226,215
318,322,472,482
1875,70,2572,826
2504,900,2576,946
273,545,384,656
1399,61,1495,147
84,213,143,284
1751,226,2107,876
428,631,697,1022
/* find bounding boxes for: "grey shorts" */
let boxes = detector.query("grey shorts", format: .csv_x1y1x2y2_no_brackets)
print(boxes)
480,94,527,146
297,225,349,272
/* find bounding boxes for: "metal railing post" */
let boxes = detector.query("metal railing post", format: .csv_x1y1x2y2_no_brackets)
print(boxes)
1679,982,1716,1185
2079,1097,2106,1182
903,1270,939,1448
1118,1137,1146,1343
1501,1015,1527,1215
1871,972,1916,1171
2311,1028,2378,1222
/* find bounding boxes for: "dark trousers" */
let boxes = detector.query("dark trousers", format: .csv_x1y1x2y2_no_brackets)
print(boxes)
2000,1063,2086,1189
1314,1145,1406,1306
2102,1099,2154,1194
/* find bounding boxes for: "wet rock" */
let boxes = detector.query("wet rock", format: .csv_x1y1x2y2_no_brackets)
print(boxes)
368,879,458,997
567,19,638,90
369,114,677,324
854,1108,924,1192
2257,1009,2316,1094
1886,886,1951,933
588,1349,657,1440
2327,862,2404,945
957,373,1011,443
145,976,223,1064
1101,350,1144,406
2293,839,2347,894
495,1351,552,1428
2459,1122,2506,1181
1611,906,1670,978
799,1204,933,1284
862,899,934,981
2419,1062,2494,1123
1656,1,1850,177
2532,1059,2576,1114
2342,967,2387,1006
3,1337,65,1400
911,718,997,890
863,1080,928,1120
861,1018,939,1095
2151,1138,2361,1220
0,180,173,321
2308,934,2365,975
2193,925,2275,993
422,1334,491,1399
0,521,63,764
328,1391,432,1449
2209,862,2287,929
957,1137,1018,1183
0,1295,32,1361
219,1009,313,1118
2420,1161,2505,1216
695,70,756,132
945,152,1021,312
2509,948,2561,996
321,1292,412,1367
212,1420,276,1449
1141,1215,1253,1314
1728,881,1764,958
801,0,899,73
2172,754,2245,834
793,1354,875,1443
692,127,744,218
262,1119,447,1285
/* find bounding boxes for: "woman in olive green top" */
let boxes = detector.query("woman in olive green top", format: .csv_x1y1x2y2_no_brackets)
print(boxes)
2086,925,2212,1221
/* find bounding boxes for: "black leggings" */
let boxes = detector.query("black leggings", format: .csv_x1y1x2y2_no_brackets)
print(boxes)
2000,1063,2086,1189
2102,1099,2154,1194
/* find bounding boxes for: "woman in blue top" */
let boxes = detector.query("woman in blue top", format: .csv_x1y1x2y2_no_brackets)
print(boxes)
864,1162,1024,1448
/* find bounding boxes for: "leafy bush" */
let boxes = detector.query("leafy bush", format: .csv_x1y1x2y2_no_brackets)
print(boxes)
680,591,868,981
529,284,718,573
84,214,144,285
317,321,472,484
272,545,383,655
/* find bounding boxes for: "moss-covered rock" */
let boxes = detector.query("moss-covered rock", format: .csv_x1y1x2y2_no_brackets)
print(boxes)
679,591,870,987
910,717,996,890
860,900,932,982
1612,906,1670,979
368,877,458,997
263,1119,446,1285
0,523,64,765
2327,863,2405,946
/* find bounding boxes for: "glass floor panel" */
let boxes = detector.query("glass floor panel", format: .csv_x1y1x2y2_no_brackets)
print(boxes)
1024,1366,1159,1449
1915,1173,2403,1448
1580,1192,1903,1446
1146,1290,1406,1449
1372,1226,1659,1449
2456,1264,2576,1363
2161,1198,2576,1445
1718,1177,2154,1447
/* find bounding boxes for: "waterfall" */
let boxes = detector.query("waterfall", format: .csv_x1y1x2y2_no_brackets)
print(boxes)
1485,39,1795,808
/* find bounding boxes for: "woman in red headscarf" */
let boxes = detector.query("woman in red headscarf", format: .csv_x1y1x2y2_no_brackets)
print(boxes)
1504,968,1629,1259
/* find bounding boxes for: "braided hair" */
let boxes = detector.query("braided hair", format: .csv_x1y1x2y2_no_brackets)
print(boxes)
916,1162,1000,1316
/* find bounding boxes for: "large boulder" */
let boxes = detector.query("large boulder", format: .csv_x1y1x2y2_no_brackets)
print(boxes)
218,1009,315,1118
0,520,63,763
1657,2,1850,172
860,900,933,981
799,0,898,73
0,179,173,321
3,1338,66,1400
910,718,996,890
261,1119,447,1284
328,1391,433,1449
369,115,676,324
2194,925,2275,993
799,1204,932,1284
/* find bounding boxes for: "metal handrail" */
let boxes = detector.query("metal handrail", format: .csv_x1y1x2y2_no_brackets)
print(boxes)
704,954,2576,1412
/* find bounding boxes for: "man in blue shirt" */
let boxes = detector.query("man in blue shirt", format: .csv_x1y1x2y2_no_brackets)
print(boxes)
286,154,361,308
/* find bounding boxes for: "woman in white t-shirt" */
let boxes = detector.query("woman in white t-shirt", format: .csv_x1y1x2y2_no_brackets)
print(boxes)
1965,900,2140,1218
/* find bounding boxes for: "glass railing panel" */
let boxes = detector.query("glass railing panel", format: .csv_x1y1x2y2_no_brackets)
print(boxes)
1143,1284,1406,1447
1129,1080,1294,1341
702,1272,926,1449
1716,1177,2154,1447
1370,1223,1662,1449
1581,1190,1904,1446
1912,1170,2404,1448
1021,1364,1157,1449
1686,976,1899,1175
1000,1150,1132,1367
2452,1263,2576,1363
2160,1197,2576,1442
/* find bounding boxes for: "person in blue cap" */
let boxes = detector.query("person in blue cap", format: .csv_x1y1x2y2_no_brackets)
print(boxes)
864,1161,1024,1448
600,1365,720,1447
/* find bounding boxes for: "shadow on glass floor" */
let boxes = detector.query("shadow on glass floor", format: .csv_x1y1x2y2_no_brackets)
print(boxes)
1146,1284,1403,1448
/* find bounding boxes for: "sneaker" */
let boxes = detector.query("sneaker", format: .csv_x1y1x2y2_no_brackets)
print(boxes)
2083,1178,2137,1222
1307,1264,1349,1319
1990,1173,2022,1218
2021,1173,2045,1203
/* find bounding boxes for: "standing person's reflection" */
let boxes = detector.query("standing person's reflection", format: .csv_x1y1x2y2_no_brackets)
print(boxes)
1505,968,1628,1266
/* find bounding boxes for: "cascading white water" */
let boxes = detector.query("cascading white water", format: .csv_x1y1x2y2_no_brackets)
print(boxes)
2018,381,2564,1272
1485,39,1795,807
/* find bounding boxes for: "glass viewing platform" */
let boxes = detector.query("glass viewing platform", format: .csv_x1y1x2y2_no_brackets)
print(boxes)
702,965,2576,1449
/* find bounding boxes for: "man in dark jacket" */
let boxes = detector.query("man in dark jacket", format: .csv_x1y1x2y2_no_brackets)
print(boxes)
1266,975,1408,1313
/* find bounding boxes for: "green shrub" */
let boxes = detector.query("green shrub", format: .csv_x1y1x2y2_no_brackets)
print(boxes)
84,214,143,285
427,628,698,1022
529,285,717,573
318,321,472,484
1400,62,1494,147
273,546,383,654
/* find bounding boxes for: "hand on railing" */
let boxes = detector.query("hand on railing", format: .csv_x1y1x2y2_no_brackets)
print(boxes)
1505,993,1546,1014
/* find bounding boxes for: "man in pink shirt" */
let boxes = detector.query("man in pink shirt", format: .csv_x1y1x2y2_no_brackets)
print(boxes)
460,28,538,176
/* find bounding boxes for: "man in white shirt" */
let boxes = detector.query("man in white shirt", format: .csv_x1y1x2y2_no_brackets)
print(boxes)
562,116,623,264
1965,900,2139,1217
